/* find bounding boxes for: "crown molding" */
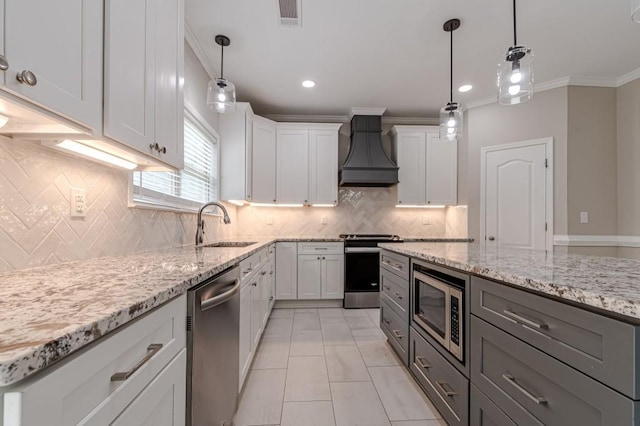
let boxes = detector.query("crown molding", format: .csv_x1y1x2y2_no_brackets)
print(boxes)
184,22,219,81
618,67,640,87
263,114,348,123
536,76,572,92
348,107,387,119
568,76,618,88
382,116,439,125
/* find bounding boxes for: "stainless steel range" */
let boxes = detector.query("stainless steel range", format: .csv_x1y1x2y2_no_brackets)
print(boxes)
341,234,403,308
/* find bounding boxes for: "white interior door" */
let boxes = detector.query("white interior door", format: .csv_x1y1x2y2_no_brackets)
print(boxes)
483,140,550,251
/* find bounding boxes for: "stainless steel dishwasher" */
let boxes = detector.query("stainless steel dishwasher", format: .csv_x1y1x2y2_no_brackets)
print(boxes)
187,265,240,426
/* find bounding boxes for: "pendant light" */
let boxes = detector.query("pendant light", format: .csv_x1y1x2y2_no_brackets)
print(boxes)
439,19,462,141
498,0,534,105
207,35,236,113
633,0,640,22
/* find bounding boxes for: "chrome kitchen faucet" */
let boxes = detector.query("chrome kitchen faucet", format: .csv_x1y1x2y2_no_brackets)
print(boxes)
195,201,231,245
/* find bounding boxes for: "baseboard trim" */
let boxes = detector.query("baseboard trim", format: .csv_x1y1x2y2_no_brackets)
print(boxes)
553,235,640,248
273,299,343,309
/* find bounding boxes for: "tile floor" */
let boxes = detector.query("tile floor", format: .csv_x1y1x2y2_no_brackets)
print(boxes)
233,307,448,426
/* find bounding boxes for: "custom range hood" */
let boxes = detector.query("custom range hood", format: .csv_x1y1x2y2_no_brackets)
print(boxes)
339,108,398,187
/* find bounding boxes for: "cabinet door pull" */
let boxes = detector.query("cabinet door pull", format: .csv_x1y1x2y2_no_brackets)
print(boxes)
16,70,37,86
415,356,432,369
383,318,391,325
0,56,8,71
111,343,163,381
503,310,549,330
383,285,391,291
436,381,457,397
502,374,547,404
393,292,403,300
392,329,404,339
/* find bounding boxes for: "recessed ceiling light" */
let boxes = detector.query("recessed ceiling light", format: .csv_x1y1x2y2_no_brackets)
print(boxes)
302,80,316,88
458,84,473,93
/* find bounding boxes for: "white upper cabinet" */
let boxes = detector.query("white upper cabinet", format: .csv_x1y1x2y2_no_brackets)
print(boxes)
309,129,339,205
219,103,254,202
392,126,457,206
277,127,309,203
2,0,103,131
252,116,277,203
104,0,184,169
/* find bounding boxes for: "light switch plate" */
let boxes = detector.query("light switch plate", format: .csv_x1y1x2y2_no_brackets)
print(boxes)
266,215,273,225
580,211,589,224
70,187,86,218
422,215,431,225
321,215,328,225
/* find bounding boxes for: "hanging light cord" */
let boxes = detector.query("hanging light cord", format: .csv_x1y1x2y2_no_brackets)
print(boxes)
450,27,453,104
513,0,517,46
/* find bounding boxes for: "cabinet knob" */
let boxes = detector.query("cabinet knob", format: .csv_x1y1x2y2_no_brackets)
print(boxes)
317,256,320,260
322,256,325,260
488,236,495,241
16,70,37,86
160,146,166,154
0,56,8,71
304,200,308,203
427,200,431,204
273,199,276,202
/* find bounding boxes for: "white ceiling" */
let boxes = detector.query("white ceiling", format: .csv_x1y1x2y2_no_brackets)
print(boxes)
186,0,640,118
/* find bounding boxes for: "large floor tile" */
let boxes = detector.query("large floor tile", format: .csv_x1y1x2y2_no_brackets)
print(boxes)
295,308,319,315
331,382,391,426
293,313,321,330
343,309,370,318
325,345,370,382
253,336,291,370
357,339,401,367
318,308,345,318
391,421,448,426
233,369,286,426
365,308,380,324
270,308,295,319
345,315,376,330
281,401,336,426
290,329,324,356
321,323,356,346
351,327,384,338
264,317,293,338
284,356,331,402
369,366,441,421
320,315,348,325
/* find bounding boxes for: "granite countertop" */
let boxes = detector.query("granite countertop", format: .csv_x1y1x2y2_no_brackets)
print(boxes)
379,242,640,321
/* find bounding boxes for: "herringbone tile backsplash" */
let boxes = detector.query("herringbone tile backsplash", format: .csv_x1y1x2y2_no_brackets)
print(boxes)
0,137,467,272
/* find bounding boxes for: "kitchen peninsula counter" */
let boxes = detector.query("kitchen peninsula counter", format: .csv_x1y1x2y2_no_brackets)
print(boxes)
378,242,640,322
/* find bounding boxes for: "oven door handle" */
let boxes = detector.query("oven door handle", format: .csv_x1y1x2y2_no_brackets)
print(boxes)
345,247,381,253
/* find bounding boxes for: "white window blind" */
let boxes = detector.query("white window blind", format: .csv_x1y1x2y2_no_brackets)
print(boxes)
132,109,218,210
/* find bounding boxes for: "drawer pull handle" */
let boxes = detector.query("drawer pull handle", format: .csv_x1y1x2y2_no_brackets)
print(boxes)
503,310,549,330
383,285,391,290
315,247,328,250
436,381,457,397
502,374,548,405
393,292,403,300
111,343,163,382
383,318,391,325
260,271,267,275
392,330,404,339
415,356,432,369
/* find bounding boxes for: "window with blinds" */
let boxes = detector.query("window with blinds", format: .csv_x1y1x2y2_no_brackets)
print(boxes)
132,110,218,210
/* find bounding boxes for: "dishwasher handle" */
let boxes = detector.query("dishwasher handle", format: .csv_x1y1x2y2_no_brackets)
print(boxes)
200,278,241,311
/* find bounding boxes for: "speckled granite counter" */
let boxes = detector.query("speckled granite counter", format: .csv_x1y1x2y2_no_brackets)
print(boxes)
379,242,640,321
0,237,351,386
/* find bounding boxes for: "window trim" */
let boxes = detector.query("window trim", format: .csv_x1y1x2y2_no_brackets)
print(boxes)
129,102,221,214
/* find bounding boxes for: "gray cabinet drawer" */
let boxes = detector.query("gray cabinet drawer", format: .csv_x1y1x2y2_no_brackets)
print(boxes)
380,268,409,319
471,316,638,426
380,295,408,364
409,327,469,426
471,276,640,399
470,384,516,426
380,250,409,280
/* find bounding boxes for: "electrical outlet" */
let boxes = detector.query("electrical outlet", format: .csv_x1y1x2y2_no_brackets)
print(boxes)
70,187,86,218
321,215,328,225
422,215,431,225
266,215,273,225
580,211,589,224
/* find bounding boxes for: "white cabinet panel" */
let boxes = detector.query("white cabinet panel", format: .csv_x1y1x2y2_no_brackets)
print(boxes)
276,242,298,300
3,0,103,130
426,134,457,205
111,349,186,426
219,103,254,202
277,129,309,203
250,279,261,354
321,254,344,299
297,255,322,299
252,117,277,203
239,283,252,386
396,132,426,205
309,130,339,205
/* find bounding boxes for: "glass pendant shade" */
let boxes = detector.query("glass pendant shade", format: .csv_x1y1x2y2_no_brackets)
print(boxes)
207,78,236,113
498,46,534,105
633,0,640,22
439,102,462,141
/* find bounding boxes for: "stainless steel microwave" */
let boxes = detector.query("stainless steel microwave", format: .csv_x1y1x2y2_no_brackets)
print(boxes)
413,270,464,362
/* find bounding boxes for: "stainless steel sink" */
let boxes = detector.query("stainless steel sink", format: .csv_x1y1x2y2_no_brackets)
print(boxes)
200,241,257,248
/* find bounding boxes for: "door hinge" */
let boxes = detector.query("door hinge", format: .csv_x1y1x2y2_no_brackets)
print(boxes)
545,158,548,168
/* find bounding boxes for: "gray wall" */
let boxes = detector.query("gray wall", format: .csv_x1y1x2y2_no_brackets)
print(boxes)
184,42,219,131
464,87,569,241
617,78,640,238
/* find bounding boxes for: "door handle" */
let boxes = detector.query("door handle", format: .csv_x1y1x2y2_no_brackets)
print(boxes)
200,279,241,311
502,374,547,404
392,330,404,339
415,356,432,369
435,381,457,397
503,309,549,330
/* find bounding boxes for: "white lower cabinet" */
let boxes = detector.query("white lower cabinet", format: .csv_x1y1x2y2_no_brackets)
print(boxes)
239,282,252,386
296,243,344,300
2,295,186,426
275,242,298,300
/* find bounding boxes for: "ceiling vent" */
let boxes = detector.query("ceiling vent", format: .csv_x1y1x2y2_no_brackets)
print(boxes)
277,0,302,27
